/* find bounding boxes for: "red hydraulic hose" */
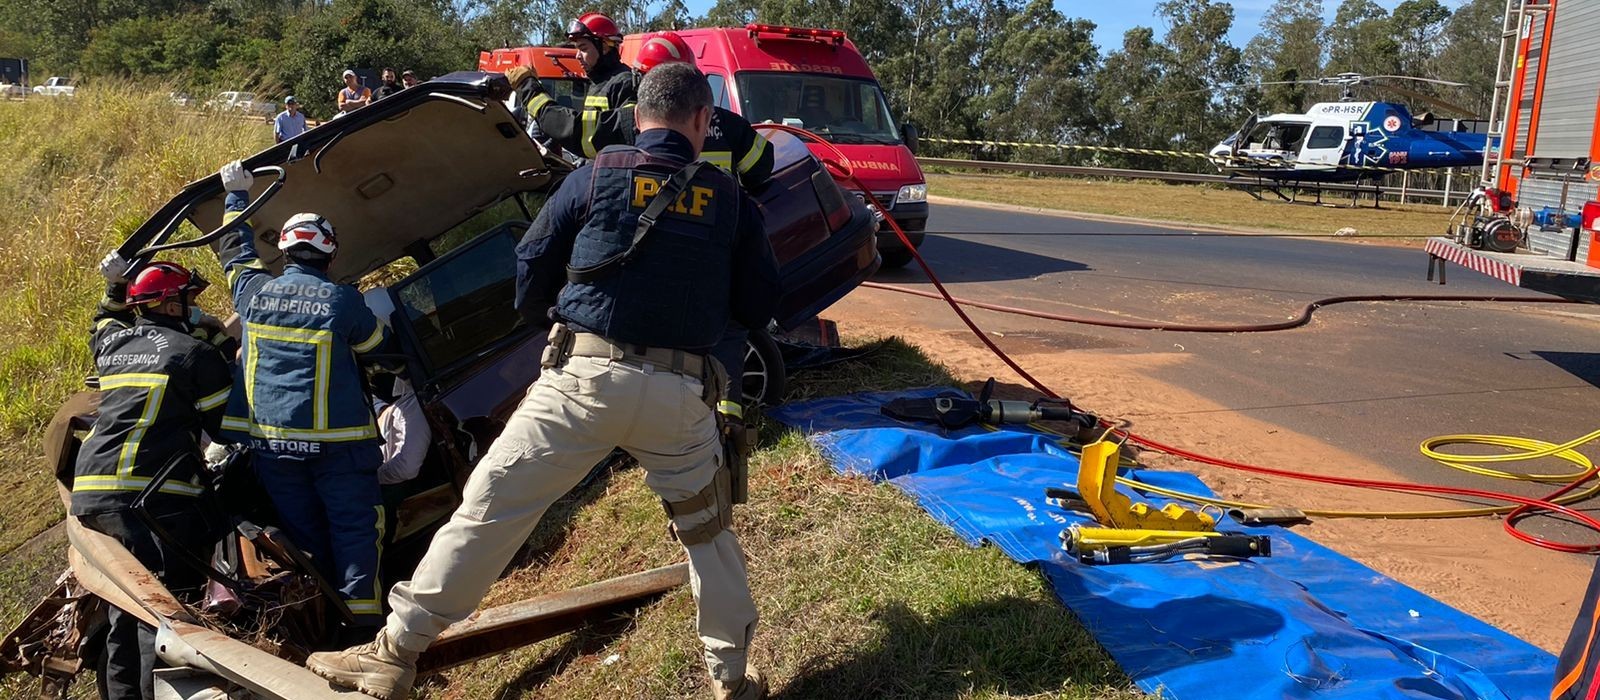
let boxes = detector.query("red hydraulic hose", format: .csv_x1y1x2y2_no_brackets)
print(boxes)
754,123,1600,553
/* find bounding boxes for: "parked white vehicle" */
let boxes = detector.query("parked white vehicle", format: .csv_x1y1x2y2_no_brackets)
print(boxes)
0,82,24,99
31,77,74,98
169,91,196,108
205,90,275,118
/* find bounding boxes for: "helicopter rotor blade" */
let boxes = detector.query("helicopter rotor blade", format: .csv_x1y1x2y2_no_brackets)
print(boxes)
1379,82,1480,118
1365,74,1470,88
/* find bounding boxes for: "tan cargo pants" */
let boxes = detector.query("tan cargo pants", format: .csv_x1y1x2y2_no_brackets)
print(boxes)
385,355,758,681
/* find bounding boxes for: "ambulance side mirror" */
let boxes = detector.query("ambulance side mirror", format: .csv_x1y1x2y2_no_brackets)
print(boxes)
902,121,920,155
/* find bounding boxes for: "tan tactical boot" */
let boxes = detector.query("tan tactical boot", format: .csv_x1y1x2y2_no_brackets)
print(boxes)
712,666,768,700
305,629,419,700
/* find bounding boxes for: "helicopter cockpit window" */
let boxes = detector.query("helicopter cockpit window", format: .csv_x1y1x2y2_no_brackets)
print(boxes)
1246,122,1309,152
1306,126,1345,149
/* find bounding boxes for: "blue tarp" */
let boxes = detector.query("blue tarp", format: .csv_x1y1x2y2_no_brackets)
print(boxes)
769,387,1556,700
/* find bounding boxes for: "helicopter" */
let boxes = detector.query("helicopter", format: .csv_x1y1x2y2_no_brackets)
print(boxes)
1207,73,1498,184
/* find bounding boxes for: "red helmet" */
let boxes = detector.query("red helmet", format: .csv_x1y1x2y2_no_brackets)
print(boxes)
127,262,209,307
635,32,695,73
567,13,623,45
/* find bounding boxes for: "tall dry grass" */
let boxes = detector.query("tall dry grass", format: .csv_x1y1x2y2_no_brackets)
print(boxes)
0,87,270,554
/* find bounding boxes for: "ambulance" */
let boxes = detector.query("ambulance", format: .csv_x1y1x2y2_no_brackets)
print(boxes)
624,24,929,268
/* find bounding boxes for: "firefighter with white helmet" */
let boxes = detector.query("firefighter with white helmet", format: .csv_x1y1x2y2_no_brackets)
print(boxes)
211,160,393,634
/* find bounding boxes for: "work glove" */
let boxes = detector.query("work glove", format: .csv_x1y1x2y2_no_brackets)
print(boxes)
504,65,534,90
98,251,131,283
219,160,254,193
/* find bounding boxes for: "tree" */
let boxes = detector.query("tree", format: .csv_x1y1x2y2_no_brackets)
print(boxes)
1432,0,1501,117
1391,0,1451,77
1154,0,1247,153
276,0,474,117
1244,0,1324,113
1325,0,1399,76
1093,26,1171,166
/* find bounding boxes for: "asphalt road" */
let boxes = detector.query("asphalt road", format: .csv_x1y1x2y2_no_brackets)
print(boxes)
869,202,1600,539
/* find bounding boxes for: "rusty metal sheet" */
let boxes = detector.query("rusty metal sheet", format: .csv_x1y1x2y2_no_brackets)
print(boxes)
416,562,690,674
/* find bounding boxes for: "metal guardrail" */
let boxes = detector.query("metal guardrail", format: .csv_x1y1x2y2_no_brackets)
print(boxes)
918,157,1455,205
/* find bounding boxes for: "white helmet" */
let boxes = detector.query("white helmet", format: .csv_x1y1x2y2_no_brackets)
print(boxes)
279,212,337,254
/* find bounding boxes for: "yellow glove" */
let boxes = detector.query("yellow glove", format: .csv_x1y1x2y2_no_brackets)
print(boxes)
504,65,534,89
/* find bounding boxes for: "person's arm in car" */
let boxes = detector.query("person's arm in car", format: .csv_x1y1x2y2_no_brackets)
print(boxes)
340,286,391,359
728,194,780,330
376,394,431,485
213,162,274,312
722,109,774,191
514,170,587,324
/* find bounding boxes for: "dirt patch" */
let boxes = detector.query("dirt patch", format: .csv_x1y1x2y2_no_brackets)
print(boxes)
831,292,1591,653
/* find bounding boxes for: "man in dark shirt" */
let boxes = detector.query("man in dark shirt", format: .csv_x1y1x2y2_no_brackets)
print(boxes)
307,62,777,700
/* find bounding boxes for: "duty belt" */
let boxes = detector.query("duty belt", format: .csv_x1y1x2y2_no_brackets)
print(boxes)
542,324,708,378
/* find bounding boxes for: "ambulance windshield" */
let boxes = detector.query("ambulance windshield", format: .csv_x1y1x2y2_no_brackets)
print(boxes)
736,73,901,145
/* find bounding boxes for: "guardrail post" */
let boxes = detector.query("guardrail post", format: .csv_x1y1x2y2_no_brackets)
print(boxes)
1401,171,1410,205
1443,168,1454,207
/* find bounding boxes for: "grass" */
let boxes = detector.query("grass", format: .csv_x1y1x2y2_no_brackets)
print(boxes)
419,337,1143,699
928,171,1457,239
0,89,271,559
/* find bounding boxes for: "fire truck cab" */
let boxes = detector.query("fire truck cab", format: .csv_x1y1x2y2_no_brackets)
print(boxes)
478,46,589,115
624,24,929,268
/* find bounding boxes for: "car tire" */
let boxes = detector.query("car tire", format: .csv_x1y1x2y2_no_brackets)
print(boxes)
742,327,787,407
879,247,916,269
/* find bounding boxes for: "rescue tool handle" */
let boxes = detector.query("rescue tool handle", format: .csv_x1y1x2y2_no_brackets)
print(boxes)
131,165,287,260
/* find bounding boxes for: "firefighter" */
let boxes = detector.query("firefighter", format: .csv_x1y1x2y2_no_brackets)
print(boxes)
306,62,777,700
516,12,634,152
97,252,238,355
74,260,233,700
510,31,774,185
212,160,393,631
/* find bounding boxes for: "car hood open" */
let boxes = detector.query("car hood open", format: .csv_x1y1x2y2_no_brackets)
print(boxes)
121,72,559,284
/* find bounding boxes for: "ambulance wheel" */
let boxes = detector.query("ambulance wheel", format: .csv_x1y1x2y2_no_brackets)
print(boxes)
880,247,915,269
742,328,787,408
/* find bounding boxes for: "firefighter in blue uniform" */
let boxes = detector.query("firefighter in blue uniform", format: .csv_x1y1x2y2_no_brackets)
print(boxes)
211,160,392,630
73,259,232,700
308,62,778,700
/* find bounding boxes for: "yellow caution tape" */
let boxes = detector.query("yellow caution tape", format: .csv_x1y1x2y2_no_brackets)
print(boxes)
923,136,1455,176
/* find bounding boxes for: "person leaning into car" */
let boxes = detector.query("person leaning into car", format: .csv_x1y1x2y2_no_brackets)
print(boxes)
73,255,233,700
211,161,394,633
306,62,778,700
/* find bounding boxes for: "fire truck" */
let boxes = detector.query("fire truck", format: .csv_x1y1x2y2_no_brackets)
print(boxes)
1426,0,1600,301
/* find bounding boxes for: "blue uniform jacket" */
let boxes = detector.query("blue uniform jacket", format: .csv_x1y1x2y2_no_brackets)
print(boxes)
215,191,390,447
514,128,780,347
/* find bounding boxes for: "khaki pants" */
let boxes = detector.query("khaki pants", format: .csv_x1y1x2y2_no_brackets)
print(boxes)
386,355,758,681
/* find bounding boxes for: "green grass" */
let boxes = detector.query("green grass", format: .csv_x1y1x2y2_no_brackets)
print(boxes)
421,337,1143,699
929,171,1455,240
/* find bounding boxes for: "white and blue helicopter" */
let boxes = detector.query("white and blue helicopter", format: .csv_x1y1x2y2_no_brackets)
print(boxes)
1208,73,1497,184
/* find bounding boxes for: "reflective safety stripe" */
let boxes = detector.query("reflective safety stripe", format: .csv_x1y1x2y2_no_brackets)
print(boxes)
583,95,611,110
95,317,119,331
195,386,230,412
351,323,385,353
72,474,204,497
526,92,554,116
581,109,602,158
738,134,770,174
226,259,267,290
245,323,333,430
701,150,733,171
220,416,378,442
98,373,169,481
346,503,386,616
717,400,743,419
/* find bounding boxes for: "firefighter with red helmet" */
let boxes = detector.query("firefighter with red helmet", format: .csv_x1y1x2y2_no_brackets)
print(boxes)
73,258,234,700
507,12,635,152
509,30,774,187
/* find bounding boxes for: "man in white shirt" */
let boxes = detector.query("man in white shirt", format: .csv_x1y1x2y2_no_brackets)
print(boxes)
373,374,429,485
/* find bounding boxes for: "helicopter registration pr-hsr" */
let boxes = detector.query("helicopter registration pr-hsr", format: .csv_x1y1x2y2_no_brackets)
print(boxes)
1208,101,1498,184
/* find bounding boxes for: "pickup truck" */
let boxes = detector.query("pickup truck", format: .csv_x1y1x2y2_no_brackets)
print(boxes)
31,76,74,98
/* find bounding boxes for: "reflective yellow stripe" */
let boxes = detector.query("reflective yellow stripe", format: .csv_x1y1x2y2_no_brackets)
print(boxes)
364,504,386,611
351,323,384,353
95,318,119,331
245,322,333,430
738,134,769,173
346,600,382,614
221,416,253,432
702,150,733,171
99,373,169,481
73,474,205,497
219,418,378,442
222,211,248,226
226,260,267,289
583,95,610,109
581,109,601,158
195,386,230,412
527,93,553,115
717,400,744,419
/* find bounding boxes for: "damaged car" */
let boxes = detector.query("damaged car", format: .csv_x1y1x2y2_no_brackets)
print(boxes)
0,71,880,698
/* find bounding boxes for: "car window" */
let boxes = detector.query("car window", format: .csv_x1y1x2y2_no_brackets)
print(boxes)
736,73,900,145
707,74,731,110
540,77,587,110
429,194,543,257
395,225,526,373
1307,126,1344,149
766,130,813,172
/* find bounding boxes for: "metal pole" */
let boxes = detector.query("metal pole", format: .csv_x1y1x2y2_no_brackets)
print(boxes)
1444,168,1455,207
1401,171,1411,204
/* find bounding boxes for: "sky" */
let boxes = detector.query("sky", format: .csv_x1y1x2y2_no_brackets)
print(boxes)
677,0,1461,53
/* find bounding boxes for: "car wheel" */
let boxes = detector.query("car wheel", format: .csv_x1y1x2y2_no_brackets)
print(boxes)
879,247,916,269
742,327,787,408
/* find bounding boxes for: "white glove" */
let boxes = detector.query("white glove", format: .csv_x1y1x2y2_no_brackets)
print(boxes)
98,251,131,283
219,160,254,193
204,442,232,468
